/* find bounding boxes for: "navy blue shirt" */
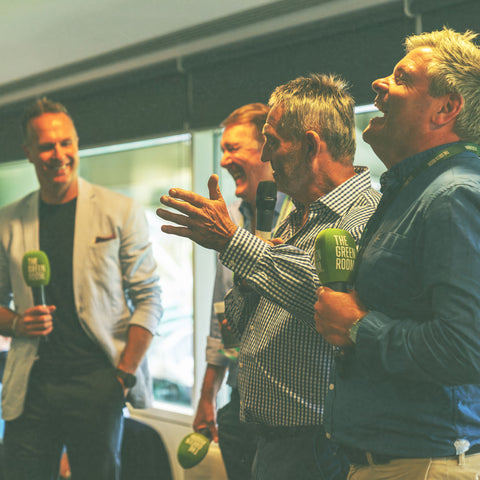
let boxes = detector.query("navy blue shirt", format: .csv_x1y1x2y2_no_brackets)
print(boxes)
38,198,110,374
325,143,480,457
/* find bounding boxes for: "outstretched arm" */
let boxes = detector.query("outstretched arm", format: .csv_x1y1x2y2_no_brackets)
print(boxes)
156,175,238,252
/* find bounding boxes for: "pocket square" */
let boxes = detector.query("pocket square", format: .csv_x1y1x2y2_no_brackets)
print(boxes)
95,233,117,243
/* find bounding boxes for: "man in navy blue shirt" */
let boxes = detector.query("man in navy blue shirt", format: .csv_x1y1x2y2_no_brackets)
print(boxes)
315,28,480,479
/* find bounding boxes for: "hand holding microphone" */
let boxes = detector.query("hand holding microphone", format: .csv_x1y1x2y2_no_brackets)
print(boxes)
313,229,367,346
22,250,51,305
177,427,212,469
314,228,357,291
19,251,55,337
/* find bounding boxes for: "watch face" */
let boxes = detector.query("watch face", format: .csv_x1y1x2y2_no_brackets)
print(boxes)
125,376,136,388
117,369,137,388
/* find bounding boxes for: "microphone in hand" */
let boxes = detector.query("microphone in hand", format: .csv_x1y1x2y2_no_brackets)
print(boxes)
255,181,277,240
177,427,212,469
22,250,51,305
314,228,356,292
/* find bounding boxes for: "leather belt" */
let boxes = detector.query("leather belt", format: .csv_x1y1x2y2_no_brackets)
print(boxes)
344,443,480,466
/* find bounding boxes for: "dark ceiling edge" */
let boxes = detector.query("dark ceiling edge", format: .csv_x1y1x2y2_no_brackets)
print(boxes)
50,0,407,100
0,0,407,105
0,0,337,97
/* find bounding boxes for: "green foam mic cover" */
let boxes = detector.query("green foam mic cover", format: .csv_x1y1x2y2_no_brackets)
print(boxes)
314,228,357,287
22,250,51,287
177,429,212,469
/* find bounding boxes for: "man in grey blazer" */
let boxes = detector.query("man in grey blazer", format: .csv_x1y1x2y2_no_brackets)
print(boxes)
0,98,162,480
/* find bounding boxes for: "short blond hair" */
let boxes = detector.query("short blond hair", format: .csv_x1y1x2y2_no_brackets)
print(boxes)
221,103,269,144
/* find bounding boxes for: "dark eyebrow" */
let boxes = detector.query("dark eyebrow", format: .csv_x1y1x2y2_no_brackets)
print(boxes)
263,132,279,147
38,138,74,150
393,64,412,81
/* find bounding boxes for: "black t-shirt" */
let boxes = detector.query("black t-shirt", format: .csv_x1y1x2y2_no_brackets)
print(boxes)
37,197,110,374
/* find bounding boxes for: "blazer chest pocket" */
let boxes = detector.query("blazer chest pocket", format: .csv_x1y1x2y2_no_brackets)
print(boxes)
88,235,121,270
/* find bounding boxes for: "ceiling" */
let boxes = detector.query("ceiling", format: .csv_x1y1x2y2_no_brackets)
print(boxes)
0,0,396,106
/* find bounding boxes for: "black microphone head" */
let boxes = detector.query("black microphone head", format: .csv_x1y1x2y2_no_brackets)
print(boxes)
256,181,277,238
256,181,277,210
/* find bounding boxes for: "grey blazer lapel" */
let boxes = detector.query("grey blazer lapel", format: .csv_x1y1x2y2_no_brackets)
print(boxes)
15,191,40,309
73,179,96,294
21,191,40,254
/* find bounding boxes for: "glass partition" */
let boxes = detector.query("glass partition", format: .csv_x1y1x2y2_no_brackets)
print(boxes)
80,136,194,407
0,134,195,408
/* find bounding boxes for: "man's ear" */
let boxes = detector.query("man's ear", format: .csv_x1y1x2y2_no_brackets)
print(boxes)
304,130,324,161
433,92,463,127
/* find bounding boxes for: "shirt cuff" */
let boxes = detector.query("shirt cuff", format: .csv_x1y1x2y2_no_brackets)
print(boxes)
220,227,268,279
205,336,229,367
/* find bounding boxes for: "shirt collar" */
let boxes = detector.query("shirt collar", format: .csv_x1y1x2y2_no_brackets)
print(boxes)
239,199,253,220
379,142,464,194
310,166,373,218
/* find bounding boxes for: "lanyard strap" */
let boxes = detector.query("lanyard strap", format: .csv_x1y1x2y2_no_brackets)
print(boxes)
403,142,480,189
352,142,480,283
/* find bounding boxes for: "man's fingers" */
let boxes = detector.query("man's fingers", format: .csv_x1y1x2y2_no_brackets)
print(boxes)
160,224,193,239
207,174,222,201
166,188,206,209
156,207,191,226
21,315,53,336
159,195,199,217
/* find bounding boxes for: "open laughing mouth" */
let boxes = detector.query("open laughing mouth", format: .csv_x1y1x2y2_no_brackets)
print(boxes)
374,100,388,118
47,162,71,175
228,165,245,183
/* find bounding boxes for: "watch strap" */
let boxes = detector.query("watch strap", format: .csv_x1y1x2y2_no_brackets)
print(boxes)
116,368,137,388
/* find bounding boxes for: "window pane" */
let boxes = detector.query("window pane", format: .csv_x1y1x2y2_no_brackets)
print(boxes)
79,136,194,408
0,134,195,410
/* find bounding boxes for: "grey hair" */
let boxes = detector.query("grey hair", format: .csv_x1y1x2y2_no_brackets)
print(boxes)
268,73,356,164
405,28,480,144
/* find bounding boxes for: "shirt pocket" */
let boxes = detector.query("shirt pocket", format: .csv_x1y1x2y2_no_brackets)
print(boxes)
357,231,414,314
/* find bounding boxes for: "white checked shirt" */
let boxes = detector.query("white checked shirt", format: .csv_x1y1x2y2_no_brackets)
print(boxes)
221,167,381,427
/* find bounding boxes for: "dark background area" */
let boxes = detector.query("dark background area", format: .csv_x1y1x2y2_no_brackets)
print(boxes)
0,0,477,162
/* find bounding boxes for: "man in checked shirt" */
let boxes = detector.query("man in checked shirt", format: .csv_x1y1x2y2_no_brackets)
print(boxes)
157,73,381,480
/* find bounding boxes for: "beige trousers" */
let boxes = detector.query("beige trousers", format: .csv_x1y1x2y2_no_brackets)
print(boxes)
348,453,480,480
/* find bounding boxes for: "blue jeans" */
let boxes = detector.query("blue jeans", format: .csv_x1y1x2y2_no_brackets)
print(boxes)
217,388,257,480
253,426,349,480
3,365,125,480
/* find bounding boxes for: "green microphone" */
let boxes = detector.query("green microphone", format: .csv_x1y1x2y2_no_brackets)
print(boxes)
314,228,357,292
22,250,51,305
177,427,212,469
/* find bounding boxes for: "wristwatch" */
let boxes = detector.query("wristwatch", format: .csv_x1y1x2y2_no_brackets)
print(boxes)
349,320,361,344
349,313,368,344
116,368,137,388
